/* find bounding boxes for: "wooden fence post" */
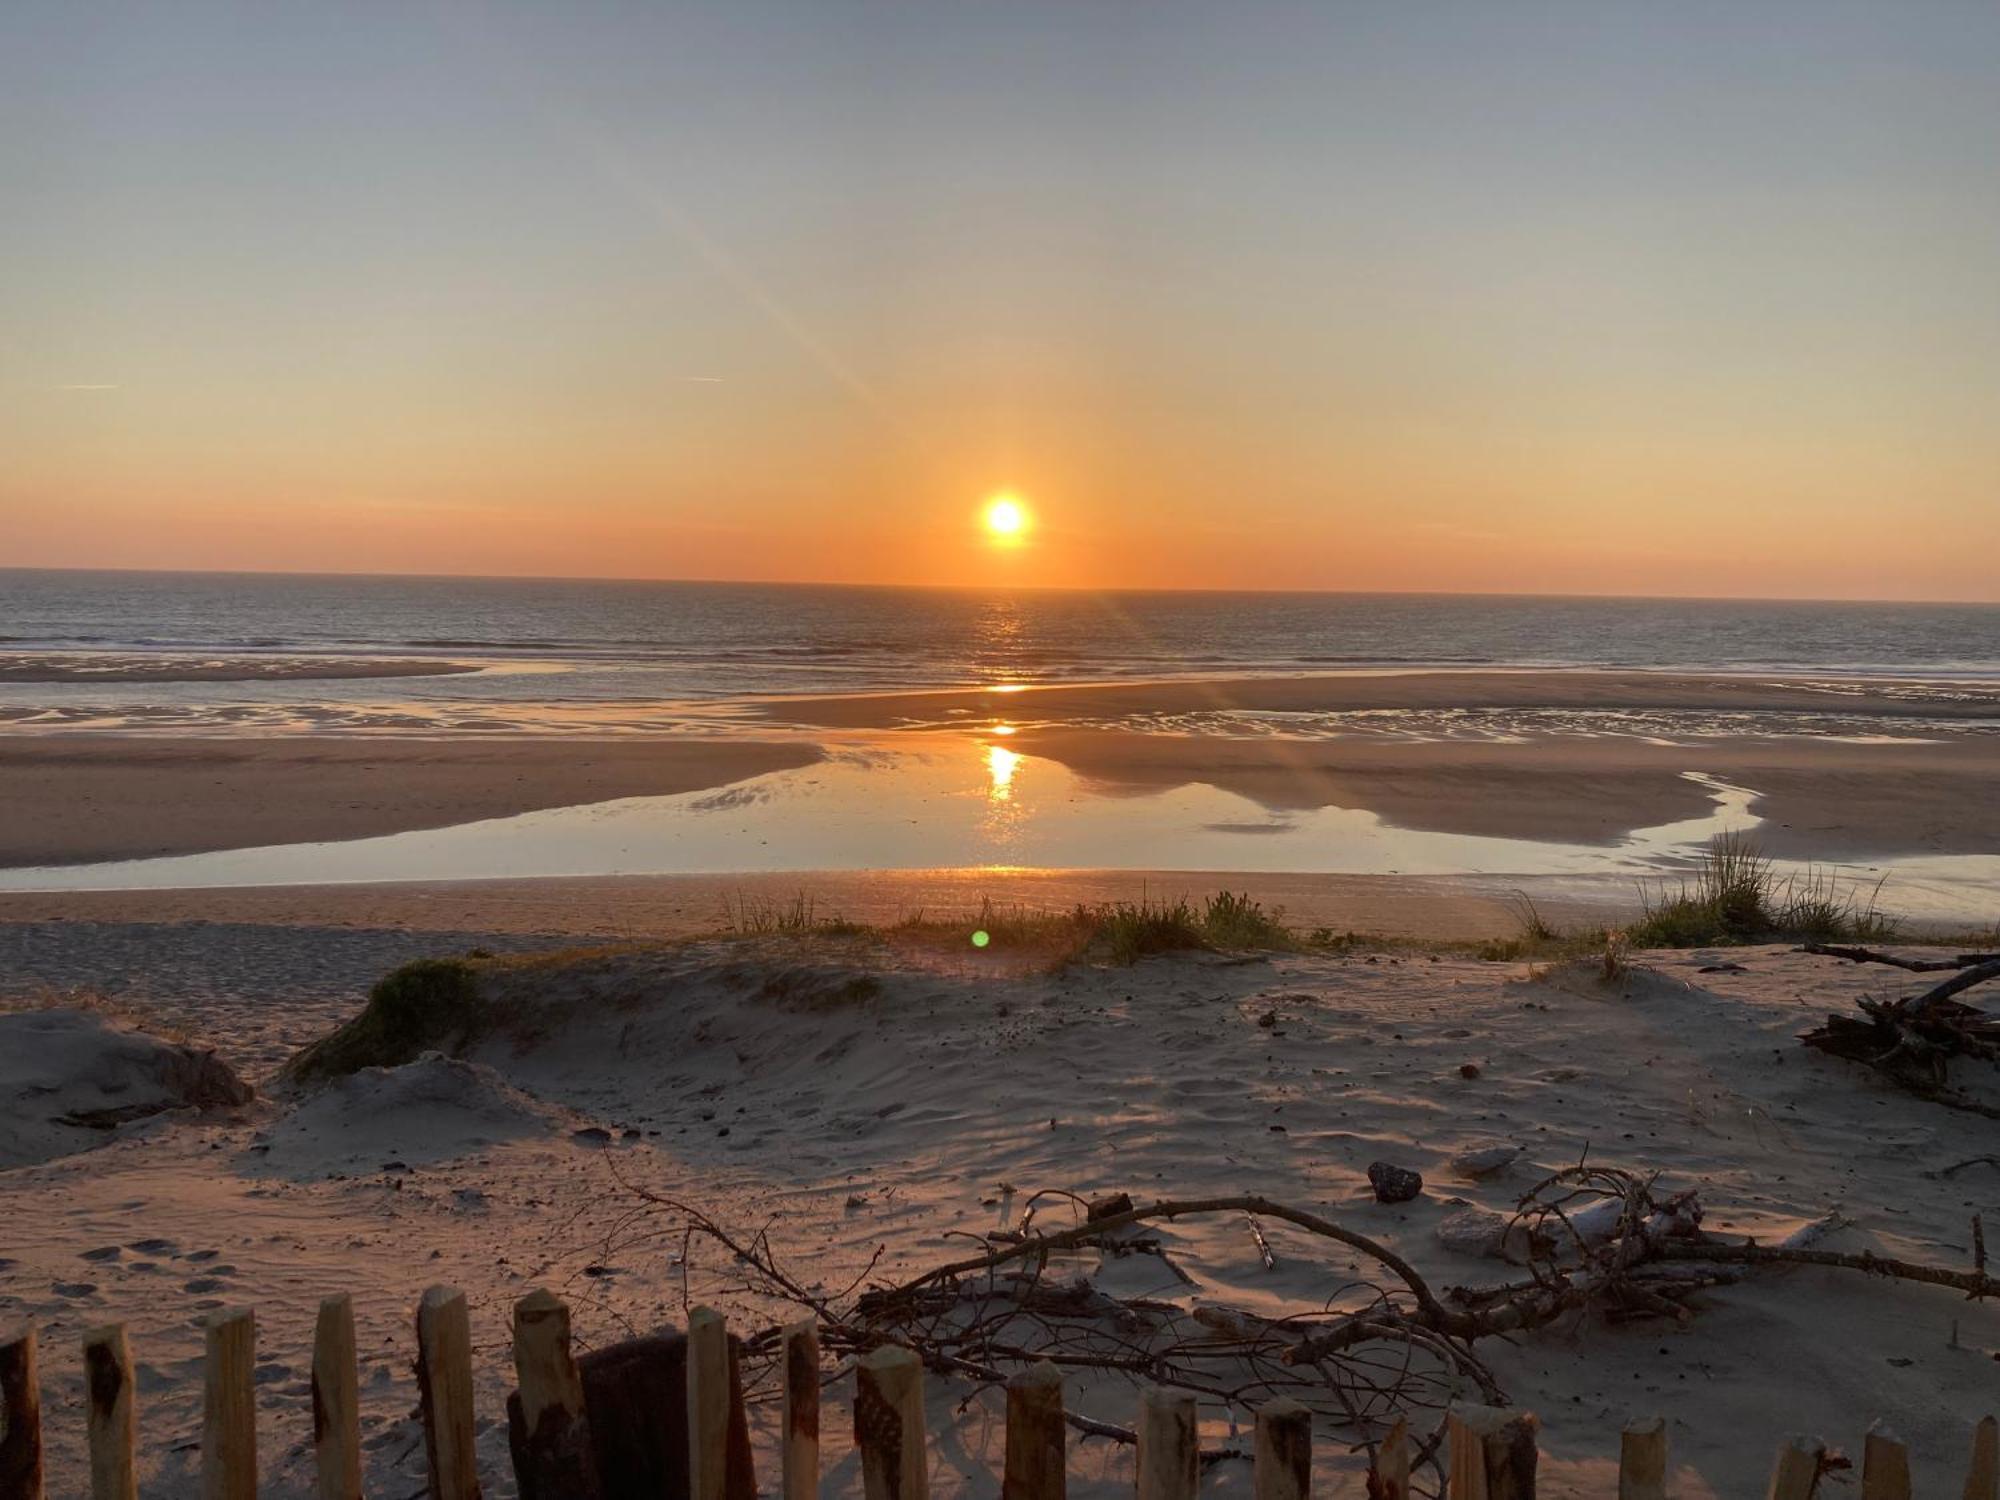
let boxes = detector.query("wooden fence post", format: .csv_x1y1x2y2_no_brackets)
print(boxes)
1862,1421,1910,1500
1002,1361,1065,1500
782,1319,820,1500
416,1286,482,1500
82,1324,136,1500
1255,1397,1311,1500
511,1289,601,1500
1447,1406,1538,1500
687,1307,733,1500
1136,1387,1198,1500
313,1294,362,1500
1619,1416,1667,1500
203,1308,257,1500
854,1344,927,1500
0,1327,42,1500
1765,1436,1824,1500
1968,1416,1999,1500
1367,1417,1409,1500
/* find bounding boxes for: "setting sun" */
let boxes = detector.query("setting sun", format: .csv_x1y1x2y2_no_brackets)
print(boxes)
982,495,1029,542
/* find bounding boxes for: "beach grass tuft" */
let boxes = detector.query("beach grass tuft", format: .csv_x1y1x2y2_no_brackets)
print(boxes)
286,956,486,1081
1626,833,1897,947
722,891,867,936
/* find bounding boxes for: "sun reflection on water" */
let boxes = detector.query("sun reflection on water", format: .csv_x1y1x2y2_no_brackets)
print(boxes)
985,743,1021,802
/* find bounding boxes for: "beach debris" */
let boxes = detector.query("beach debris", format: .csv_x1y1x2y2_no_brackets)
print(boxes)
1436,1208,1519,1261
1367,1161,1424,1204
579,1161,2000,1494
1447,1143,1522,1179
1244,1211,1277,1270
1458,1062,1483,1080
1087,1192,1135,1223
1799,947,2000,1117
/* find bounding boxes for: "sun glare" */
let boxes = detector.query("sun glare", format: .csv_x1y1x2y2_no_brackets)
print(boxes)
983,494,1029,543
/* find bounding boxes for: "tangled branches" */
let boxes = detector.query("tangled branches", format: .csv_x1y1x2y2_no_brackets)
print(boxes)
1800,944,2000,1117
566,1161,2000,1493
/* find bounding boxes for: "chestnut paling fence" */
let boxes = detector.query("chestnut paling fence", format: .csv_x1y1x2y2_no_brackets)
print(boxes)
0,1287,1996,1500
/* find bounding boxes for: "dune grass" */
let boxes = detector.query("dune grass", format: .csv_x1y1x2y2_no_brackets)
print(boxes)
1627,833,1897,947
286,956,487,1082
725,887,1295,966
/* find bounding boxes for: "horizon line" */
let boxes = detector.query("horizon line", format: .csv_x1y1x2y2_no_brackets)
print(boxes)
2,562,1996,611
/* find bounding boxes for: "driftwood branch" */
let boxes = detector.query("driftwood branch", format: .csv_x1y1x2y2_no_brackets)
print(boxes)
1800,946,2000,1115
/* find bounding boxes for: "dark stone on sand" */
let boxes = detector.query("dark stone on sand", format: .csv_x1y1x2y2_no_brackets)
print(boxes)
1367,1161,1423,1204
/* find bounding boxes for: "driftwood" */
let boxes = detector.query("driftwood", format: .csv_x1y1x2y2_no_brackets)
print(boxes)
577,1156,2000,1500
1800,947,2000,1116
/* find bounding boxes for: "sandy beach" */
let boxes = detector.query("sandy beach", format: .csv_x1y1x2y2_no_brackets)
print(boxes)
6,927,1999,1498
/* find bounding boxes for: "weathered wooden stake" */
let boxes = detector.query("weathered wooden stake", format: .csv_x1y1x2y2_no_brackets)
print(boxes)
1862,1421,1911,1500
1136,1386,1198,1500
82,1324,136,1500
854,1343,928,1500
510,1289,600,1500
781,1318,821,1500
687,1306,733,1500
313,1294,362,1500
1255,1397,1312,1500
1967,1416,2000,1500
0,1326,42,1500
1447,1405,1539,1500
1367,1417,1410,1500
416,1286,482,1500
1765,1435,1825,1500
202,1307,257,1500
1002,1361,1065,1500
1619,1416,1667,1500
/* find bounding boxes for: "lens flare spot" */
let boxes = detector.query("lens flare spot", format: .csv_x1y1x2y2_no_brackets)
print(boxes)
971,929,991,948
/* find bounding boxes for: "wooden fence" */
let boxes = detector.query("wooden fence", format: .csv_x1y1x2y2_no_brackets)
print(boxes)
1,1287,1996,1499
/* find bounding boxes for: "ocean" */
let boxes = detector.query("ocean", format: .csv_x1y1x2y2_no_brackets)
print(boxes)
8,569,2000,697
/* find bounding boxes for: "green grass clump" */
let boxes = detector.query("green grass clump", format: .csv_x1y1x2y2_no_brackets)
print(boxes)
1073,890,1293,963
1626,833,1897,947
286,957,486,1082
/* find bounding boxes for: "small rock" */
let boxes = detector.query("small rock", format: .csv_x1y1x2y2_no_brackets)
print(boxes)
1256,1009,1278,1029
1448,1143,1522,1179
570,1127,612,1146
1459,1062,1482,1080
1367,1161,1424,1204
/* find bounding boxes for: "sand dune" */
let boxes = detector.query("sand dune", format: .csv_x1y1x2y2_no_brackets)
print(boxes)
4,933,1997,1496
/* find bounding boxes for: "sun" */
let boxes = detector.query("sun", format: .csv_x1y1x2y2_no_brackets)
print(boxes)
982,494,1029,542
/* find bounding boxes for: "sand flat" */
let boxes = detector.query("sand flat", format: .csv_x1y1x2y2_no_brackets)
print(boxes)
0,736,823,865
749,667,2000,727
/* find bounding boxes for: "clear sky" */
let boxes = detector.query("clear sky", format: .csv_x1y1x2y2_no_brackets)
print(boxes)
4,2,1997,599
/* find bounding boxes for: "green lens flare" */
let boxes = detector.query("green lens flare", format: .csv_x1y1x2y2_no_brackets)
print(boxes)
971,930,991,948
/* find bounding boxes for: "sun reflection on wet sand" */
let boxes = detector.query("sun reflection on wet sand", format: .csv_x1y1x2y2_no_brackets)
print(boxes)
4,735,1998,924
986,743,1022,800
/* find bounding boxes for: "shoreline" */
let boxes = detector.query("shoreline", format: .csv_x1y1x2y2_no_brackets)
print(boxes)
0,868,1622,941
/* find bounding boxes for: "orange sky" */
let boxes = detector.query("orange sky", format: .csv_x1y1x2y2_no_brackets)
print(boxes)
5,4,1998,601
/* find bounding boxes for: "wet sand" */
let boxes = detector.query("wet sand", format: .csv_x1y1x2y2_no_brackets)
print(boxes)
0,652,480,683
752,667,2000,727
1013,728,2000,857
0,737,822,866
